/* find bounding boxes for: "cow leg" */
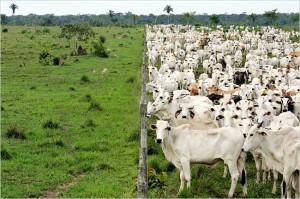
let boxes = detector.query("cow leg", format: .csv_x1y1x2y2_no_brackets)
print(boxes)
223,164,228,178
272,170,278,194
227,161,239,198
253,153,262,184
181,158,191,189
283,171,293,199
178,169,185,195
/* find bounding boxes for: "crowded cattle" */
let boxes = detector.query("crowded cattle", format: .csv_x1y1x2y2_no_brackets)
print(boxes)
145,24,300,198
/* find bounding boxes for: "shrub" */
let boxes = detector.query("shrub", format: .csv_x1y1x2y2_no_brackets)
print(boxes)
2,28,8,32
6,126,26,139
148,167,167,189
53,57,60,65
39,50,52,65
81,75,90,83
21,30,27,34
88,101,103,112
42,120,59,129
77,45,87,56
149,159,162,173
1,149,11,160
99,35,106,43
92,38,109,58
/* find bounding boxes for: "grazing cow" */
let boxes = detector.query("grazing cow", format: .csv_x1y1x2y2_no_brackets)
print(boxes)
152,120,247,197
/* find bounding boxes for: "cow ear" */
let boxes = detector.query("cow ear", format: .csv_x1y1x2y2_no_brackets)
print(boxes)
232,115,239,119
151,124,157,129
257,121,264,128
190,111,195,119
175,109,182,118
258,131,267,136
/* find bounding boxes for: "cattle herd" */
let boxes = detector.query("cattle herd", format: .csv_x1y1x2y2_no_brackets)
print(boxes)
145,24,300,198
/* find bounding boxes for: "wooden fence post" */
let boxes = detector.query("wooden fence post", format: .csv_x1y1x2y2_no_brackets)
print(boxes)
137,25,148,198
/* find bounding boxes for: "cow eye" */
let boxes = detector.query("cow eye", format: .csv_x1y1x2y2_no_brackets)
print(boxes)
248,107,252,111
236,107,241,110
239,124,242,126
221,108,225,112
250,134,253,136
162,101,165,104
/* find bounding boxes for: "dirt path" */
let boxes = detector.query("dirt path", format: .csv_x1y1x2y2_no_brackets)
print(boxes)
40,173,85,198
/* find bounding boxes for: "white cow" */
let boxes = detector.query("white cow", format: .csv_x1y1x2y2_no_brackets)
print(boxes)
152,120,247,197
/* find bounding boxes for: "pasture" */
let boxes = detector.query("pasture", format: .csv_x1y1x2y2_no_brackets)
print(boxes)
1,25,143,197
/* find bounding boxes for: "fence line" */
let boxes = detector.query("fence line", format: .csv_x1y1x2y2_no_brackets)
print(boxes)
137,25,148,198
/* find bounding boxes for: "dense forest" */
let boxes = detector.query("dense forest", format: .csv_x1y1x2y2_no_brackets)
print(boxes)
1,11,299,27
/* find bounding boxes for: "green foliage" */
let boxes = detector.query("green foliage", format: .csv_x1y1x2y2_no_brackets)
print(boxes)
92,37,109,58
2,28,8,32
39,49,52,65
80,75,90,83
1,149,12,160
6,125,26,139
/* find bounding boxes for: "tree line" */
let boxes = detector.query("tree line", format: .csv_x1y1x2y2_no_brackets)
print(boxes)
1,4,299,27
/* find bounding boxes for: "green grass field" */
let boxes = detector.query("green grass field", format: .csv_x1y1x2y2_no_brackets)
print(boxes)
1,25,143,197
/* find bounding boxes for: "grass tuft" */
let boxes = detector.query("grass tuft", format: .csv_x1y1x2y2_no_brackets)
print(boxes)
42,120,60,129
6,126,26,139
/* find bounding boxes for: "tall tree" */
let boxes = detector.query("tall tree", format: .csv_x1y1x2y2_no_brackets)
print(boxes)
60,24,95,55
163,5,173,24
108,10,116,24
183,12,196,25
9,3,18,15
248,13,258,25
210,14,219,25
263,9,279,25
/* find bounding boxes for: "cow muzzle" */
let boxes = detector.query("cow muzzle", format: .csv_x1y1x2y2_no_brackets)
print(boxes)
156,139,162,144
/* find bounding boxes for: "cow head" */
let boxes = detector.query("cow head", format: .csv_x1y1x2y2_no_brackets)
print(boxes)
151,120,171,144
242,124,267,152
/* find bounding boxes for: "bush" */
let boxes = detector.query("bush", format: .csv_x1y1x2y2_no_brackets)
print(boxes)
21,30,27,34
42,28,50,33
42,120,60,129
88,101,103,112
81,75,90,83
99,35,106,43
149,159,162,173
53,57,60,65
1,149,11,160
148,167,167,189
39,50,52,65
2,28,8,32
77,45,87,56
6,126,26,139
92,38,109,58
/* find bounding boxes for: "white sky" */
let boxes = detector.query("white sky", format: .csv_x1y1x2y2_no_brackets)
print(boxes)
1,0,299,16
